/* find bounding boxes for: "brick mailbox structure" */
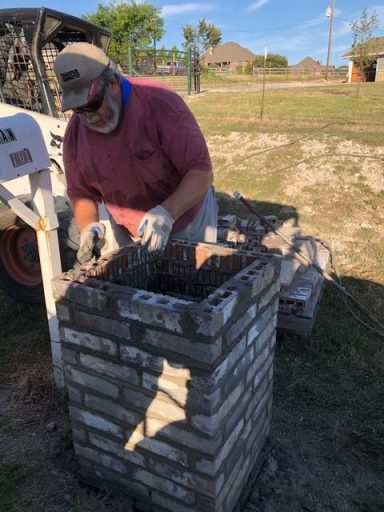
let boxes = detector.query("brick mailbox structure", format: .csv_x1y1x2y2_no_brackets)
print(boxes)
52,241,280,512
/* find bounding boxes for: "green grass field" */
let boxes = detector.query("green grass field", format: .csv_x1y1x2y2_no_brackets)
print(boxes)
0,81,383,511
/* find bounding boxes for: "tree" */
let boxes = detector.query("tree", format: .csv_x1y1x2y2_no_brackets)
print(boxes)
167,45,180,63
244,53,288,74
350,7,379,91
158,45,168,64
182,18,221,53
83,1,165,65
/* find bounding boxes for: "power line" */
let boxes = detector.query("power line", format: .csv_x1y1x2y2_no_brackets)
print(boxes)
212,20,328,34
165,18,329,35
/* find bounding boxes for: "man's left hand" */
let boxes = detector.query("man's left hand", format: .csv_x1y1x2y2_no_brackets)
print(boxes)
138,205,174,253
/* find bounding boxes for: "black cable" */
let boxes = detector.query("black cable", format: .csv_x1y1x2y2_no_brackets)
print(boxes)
318,238,384,338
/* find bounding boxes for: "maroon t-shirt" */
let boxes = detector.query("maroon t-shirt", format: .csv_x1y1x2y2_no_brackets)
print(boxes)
63,77,212,237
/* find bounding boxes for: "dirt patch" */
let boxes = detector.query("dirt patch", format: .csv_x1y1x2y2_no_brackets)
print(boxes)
208,131,384,197
209,131,384,280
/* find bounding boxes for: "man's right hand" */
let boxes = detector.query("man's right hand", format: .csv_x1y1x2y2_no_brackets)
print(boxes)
77,222,106,263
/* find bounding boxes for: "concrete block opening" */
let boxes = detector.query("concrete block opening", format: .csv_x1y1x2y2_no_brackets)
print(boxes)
80,241,269,301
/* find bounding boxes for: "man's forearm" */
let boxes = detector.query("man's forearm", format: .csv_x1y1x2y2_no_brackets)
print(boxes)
72,198,99,232
161,169,213,221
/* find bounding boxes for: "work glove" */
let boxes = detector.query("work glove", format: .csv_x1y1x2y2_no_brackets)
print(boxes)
77,222,106,263
138,205,174,253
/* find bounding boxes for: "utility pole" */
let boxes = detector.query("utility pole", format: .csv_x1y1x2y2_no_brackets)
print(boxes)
325,0,335,80
260,46,267,121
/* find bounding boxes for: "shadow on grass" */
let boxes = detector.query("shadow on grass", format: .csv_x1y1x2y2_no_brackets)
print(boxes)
276,275,384,467
216,191,300,226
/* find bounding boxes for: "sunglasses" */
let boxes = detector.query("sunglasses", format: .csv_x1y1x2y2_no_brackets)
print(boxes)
73,86,106,114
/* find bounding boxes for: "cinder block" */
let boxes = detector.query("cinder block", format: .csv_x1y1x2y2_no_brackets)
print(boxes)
258,283,280,311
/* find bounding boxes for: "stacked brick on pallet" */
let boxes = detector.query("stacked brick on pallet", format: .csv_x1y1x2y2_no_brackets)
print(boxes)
52,241,280,512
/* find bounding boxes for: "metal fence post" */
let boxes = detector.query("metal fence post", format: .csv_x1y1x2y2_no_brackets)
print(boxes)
195,48,201,94
187,46,192,95
128,47,132,75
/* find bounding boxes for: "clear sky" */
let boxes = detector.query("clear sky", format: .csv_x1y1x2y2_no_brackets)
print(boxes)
3,1,384,66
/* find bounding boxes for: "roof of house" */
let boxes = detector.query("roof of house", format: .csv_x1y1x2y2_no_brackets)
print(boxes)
290,56,322,68
341,36,384,59
201,42,256,64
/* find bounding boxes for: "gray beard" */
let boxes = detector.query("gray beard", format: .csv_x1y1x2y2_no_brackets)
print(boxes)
84,92,120,134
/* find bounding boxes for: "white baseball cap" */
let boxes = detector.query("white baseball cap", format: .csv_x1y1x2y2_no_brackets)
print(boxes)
54,42,110,112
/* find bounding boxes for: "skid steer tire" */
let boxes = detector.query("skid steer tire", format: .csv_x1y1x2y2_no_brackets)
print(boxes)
0,196,79,304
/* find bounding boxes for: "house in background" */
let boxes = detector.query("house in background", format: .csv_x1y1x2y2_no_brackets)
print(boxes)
200,42,256,71
290,56,335,74
341,36,384,83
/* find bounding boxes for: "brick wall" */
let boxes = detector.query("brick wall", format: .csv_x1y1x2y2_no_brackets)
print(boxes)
53,241,280,512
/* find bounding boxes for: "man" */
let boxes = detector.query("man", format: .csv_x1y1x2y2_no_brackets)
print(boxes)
53,42,217,262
